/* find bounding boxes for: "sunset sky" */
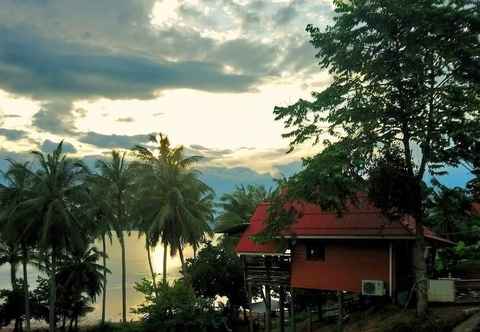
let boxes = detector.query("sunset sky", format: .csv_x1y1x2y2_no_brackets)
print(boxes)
0,0,470,195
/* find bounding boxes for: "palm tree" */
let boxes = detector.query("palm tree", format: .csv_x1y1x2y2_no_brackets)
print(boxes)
56,246,107,330
215,184,270,247
0,161,36,332
85,178,112,325
95,151,133,324
132,134,214,283
20,142,88,332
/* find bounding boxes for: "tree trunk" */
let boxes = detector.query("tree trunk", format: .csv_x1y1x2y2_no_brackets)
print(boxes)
146,240,157,294
49,255,57,332
163,243,168,284
101,234,107,325
119,233,127,324
10,259,17,290
178,247,187,281
22,247,31,332
414,215,428,317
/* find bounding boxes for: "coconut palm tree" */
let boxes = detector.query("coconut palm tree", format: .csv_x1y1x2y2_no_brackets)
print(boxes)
95,150,133,324
215,184,271,248
56,246,107,330
20,142,88,332
84,177,113,325
0,160,36,332
132,134,214,283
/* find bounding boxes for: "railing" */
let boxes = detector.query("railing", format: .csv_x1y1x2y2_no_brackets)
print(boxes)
455,279,480,303
244,255,291,286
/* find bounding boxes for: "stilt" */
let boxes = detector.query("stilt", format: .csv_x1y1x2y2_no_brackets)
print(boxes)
317,291,322,322
248,283,254,332
279,286,285,332
290,289,296,332
308,308,312,332
265,284,271,332
337,291,344,332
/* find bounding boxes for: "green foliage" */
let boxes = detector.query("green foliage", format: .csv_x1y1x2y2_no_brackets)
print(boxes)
133,279,227,332
216,184,271,230
262,0,480,244
185,241,247,309
132,133,214,263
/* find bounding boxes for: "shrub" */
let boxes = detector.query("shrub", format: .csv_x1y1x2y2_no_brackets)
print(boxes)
133,279,228,332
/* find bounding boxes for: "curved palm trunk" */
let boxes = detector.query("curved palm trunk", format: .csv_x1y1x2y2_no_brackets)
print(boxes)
146,240,157,293
163,244,168,284
119,233,127,324
101,234,107,325
49,254,57,332
178,247,188,283
22,247,31,332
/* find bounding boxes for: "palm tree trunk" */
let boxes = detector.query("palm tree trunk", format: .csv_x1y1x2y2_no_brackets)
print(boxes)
163,243,168,284
178,247,188,282
146,240,157,291
49,254,57,332
22,247,31,332
10,260,17,290
119,233,127,324
101,234,107,325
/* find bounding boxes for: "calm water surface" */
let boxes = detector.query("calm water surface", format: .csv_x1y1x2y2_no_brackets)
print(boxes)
0,231,193,324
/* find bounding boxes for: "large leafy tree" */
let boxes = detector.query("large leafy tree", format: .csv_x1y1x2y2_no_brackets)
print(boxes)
95,150,134,324
133,134,214,284
268,0,479,316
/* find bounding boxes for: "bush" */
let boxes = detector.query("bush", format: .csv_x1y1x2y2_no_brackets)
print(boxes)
133,279,228,332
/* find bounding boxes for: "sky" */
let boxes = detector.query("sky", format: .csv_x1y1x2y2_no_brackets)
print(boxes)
0,0,471,196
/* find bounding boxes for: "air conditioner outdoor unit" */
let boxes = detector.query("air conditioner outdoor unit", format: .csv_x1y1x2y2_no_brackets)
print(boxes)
362,280,386,296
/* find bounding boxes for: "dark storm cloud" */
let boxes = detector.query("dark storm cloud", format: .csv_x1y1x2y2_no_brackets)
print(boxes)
40,139,77,154
78,132,150,149
0,26,259,100
0,128,29,141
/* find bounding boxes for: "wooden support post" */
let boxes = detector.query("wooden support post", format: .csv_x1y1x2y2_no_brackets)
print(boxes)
308,308,312,332
248,283,254,332
337,291,344,332
279,286,285,332
317,291,322,322
265,284,271,332
290,289,296,332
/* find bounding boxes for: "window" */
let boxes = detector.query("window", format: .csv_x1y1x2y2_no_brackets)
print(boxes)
305,242,325,261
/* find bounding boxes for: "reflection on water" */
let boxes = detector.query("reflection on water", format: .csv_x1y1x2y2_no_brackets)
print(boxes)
0,231,193,324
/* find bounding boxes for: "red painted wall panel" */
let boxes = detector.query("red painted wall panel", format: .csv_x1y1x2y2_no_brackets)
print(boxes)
291,240,390,293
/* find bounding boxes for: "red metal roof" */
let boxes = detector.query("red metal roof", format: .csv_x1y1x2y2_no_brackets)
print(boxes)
236,198,454,254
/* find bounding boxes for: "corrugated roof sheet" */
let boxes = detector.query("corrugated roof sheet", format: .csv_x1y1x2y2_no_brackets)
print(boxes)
236,197,454,254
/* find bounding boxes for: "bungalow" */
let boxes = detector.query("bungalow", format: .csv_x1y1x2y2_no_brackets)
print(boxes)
235,196,453,301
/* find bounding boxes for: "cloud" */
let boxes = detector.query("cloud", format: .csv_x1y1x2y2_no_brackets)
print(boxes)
3,114,21,118
116,117,134,123
0,26,259,100
199,166,275,198
32,100,76,135
40,139,77,154
78,131,150,149
0,128,29,141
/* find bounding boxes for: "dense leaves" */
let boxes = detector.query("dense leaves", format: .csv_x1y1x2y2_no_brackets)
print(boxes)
266,0,480,316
